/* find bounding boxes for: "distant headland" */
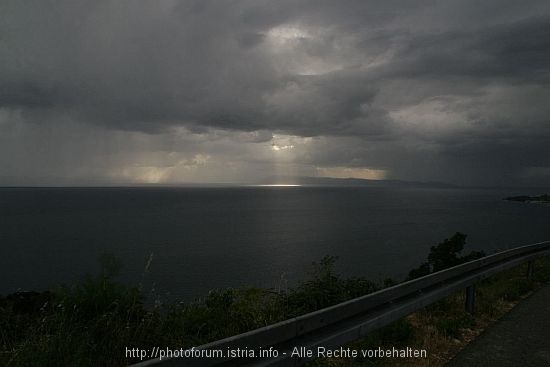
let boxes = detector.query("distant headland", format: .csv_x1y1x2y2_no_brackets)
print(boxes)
505,194,550,203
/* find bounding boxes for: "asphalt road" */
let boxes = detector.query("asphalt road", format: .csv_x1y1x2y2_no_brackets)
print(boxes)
448,285,550,366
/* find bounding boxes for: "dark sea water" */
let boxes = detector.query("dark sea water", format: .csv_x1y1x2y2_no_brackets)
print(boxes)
1,186,549,300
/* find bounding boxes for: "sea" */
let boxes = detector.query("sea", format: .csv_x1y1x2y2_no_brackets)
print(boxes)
1,186,549,300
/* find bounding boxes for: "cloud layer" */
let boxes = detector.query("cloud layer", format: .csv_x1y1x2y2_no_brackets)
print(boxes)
2,0,550,186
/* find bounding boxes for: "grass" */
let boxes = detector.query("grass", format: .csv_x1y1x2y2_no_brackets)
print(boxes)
0,255,386,367
312,256,550,367
1,238,549,367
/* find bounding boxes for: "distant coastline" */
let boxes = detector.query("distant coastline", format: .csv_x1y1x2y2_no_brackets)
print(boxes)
505,194,550,203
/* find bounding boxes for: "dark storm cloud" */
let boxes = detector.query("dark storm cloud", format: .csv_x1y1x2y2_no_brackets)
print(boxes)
0,0,456,134
387,16,550,81
2,0,550,185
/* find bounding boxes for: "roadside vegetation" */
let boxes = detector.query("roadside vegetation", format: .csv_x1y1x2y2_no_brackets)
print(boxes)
1,233,548,366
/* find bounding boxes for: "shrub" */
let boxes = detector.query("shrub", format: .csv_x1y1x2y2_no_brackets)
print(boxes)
408,232,485,279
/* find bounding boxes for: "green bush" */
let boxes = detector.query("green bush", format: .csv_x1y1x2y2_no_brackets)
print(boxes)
408,232,485,279
0,254,385,366
287,256,380,314
2,238,546,366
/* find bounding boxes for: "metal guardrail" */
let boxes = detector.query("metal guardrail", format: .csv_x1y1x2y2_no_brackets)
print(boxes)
132,241,550,367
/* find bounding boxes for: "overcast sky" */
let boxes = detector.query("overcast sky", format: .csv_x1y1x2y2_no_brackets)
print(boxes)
1,1,550,186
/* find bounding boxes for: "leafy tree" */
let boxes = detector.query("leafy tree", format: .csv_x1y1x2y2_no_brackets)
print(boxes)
408,232,485,279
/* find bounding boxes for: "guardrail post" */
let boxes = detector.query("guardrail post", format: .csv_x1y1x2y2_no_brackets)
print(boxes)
527,260,535,278
465,285,476,314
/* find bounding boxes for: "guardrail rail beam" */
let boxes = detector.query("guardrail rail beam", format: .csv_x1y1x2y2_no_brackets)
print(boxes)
130,240,550,367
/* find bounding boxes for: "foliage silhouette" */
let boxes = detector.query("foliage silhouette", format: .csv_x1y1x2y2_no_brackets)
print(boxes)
408,232,485,279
